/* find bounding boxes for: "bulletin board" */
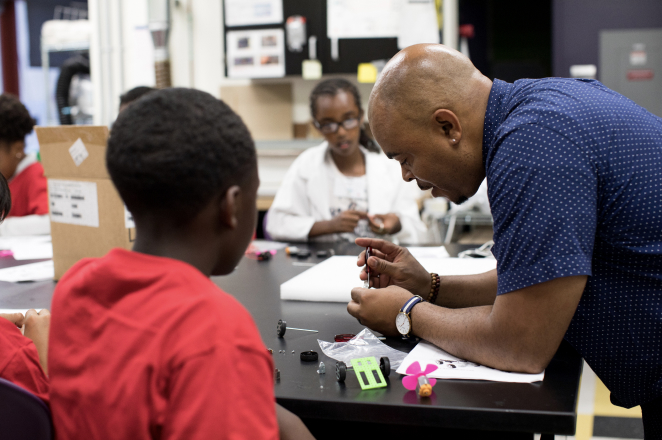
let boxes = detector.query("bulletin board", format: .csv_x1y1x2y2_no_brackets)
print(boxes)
222,0,400,77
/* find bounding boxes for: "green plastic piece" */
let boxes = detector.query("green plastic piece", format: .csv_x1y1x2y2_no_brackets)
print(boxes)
350,357,387,390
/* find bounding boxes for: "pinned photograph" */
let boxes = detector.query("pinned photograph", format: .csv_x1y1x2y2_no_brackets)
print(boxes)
237,37,250,49
262,35,278,47
234,57,254,66
261,55,279,65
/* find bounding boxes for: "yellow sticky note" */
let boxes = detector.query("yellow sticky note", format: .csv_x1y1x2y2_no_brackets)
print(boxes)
357,63,378,83
302,60,322,80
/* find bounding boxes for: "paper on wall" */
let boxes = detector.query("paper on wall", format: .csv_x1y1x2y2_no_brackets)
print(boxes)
397,0,440,49
226,28,285,79
327,0,399,39
224,0,283,27
0,261,54,283
280,256,496,302
396,340,544,383
48,180,99,228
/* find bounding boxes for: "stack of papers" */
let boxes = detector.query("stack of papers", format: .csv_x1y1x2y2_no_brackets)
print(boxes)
280,256,496,302
396,341,544,383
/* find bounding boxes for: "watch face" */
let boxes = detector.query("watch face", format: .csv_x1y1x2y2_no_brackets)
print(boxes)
395,312,410,335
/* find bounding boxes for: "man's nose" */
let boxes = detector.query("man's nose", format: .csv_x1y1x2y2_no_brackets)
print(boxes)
401,167,414,182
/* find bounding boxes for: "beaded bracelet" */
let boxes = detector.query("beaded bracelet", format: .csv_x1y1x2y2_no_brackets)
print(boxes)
427,273,441,303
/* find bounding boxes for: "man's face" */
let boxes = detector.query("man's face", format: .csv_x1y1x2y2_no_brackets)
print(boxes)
371,110,477,205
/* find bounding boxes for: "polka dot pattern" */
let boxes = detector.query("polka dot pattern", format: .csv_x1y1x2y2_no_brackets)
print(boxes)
483,79,662,409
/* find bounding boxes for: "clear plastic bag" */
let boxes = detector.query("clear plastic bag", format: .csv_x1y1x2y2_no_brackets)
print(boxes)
317,329,408,370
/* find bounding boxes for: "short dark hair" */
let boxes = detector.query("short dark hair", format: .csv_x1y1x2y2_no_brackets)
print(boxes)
309,79,379,153
107,88,256,226
119,86,157,109
0,173,10,222
0,94,35,145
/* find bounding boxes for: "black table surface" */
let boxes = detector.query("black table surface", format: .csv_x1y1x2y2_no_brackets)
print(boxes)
0,242,582,437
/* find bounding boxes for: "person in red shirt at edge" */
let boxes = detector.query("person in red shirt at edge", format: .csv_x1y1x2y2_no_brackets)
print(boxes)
0,172,50,403
0,94,49,236
48,88,314,440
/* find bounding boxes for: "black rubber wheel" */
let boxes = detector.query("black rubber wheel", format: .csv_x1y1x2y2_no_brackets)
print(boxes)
277,319,286,338
380,357,390,377
336,361,347,382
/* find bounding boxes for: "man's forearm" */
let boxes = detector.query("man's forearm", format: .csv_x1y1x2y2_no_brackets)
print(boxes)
435,269,497,308
410,275,586,374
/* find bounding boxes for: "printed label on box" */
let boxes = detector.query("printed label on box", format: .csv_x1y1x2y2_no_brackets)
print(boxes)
48,180,100,228
124,205,135,229
68,138,89,167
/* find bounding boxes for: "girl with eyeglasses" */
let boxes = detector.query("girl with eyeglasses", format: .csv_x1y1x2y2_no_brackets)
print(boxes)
266,78,426,243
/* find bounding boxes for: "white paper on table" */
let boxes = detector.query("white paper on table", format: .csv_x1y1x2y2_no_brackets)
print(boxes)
327,0,399,39
0,261,54,283
397,341,544,383
251,240,288,252
226,28,285,79
397,0,440,49
11,242,53,260
280,256,496,302
406,246,450,260
0,235,51,251
224,0,283,27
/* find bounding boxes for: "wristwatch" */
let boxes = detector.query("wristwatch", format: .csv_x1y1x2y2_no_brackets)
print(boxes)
395,295,423,339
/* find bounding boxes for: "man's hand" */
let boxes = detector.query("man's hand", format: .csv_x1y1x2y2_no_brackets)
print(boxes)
368,213,402,235
23,309,50,375
0,312,25,329
347,285,414,336
355,237,429,295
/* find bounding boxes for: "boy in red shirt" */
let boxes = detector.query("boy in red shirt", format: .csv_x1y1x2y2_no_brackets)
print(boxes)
0,94,49,236
0,173,50,403
48,88,313,440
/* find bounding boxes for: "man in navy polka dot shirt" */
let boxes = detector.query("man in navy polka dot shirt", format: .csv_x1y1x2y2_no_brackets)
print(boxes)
348,44,661,436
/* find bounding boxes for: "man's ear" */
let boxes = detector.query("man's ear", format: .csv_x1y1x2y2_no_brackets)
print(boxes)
219,185,241,229
432,109,462,146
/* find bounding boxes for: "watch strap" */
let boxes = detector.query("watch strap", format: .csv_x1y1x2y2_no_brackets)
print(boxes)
401,295,423,314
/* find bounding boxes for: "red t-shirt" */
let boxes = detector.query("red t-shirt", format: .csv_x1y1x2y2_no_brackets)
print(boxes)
49,249,278,440
0,317,50,404
8,161,49,217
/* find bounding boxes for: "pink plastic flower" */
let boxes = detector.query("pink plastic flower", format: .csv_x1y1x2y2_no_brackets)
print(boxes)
402,361,438,390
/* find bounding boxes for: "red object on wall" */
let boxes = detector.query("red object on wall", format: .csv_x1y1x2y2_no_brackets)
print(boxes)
0,0,20,96
627,69,654,81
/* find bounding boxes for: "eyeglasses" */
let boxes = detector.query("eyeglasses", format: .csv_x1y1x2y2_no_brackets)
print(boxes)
314,117,360,134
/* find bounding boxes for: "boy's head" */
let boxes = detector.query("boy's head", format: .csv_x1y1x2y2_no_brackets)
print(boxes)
118,86,157,113
107,88,258,275
0,94,35,180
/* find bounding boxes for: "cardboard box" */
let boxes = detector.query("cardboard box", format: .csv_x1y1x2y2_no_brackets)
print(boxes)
36,126,135,280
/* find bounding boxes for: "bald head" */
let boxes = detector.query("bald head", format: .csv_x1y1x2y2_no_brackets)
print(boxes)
370,44,485,125
367,44,492,205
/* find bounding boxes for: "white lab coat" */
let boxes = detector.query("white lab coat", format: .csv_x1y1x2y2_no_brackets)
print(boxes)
266,142,427,244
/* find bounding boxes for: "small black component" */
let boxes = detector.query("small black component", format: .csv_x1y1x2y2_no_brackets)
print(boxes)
336,361,347,382
300,350,318,362
380,357,390,377
274,368,280,382
316,250,327,258
277,319,287,338
257,251,272,261
297,250,311,259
